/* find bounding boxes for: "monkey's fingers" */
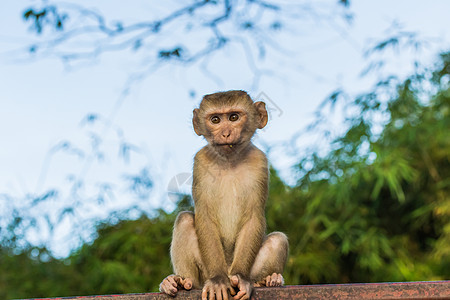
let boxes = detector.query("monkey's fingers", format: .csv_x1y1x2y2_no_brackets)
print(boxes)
168,276,179,288
183,278,193,290
269,273,283,287
228,275,239,296
173,275,184,286
222,286,230,300
214,289,221,300
219,287,226,300
230,275,239,288
173,275,192,290
253,278,266,287
202,286,212,300
231,276,251,300
276,274,284,286
265,275,271,287
228,285,237,296
270,273,278,287
233,290,248,300
160,278,178,296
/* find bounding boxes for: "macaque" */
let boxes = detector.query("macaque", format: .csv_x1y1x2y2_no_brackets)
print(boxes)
160,90,288,300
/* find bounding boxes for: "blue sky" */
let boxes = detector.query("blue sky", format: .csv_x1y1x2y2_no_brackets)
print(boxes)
1,0,449,256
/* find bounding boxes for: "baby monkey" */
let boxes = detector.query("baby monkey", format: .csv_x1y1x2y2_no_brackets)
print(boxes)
160,90,288,300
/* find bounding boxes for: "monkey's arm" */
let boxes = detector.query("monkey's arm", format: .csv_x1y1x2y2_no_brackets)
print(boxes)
195,209,229,278
229,211,265,278
227,211,265,299
230,150,268,279
192,153,229,280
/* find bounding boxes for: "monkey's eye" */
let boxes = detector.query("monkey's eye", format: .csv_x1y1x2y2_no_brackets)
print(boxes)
229,113,239,122
210,116,220,124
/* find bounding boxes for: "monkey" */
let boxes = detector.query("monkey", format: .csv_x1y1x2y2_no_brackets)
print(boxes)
159,90,289,300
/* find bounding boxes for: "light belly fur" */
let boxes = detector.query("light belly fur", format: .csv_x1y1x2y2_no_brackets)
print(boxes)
206,165,257,244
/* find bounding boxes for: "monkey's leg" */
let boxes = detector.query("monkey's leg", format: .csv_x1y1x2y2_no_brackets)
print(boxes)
249,231,289,287
160,211,204,296
170,211,204,287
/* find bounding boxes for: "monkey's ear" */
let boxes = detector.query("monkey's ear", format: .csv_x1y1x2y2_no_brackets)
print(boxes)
192,108,203,136
254,101,268,129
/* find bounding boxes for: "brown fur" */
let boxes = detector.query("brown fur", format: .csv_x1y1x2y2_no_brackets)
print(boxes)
160,90,288,300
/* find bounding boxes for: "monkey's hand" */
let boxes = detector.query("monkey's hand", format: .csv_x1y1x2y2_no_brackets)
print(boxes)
159,275,193,297
202,275,236,300
230,274,253,300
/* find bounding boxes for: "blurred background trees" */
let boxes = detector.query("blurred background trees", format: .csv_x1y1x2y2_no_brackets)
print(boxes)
1,0,449,298
2,51,449,299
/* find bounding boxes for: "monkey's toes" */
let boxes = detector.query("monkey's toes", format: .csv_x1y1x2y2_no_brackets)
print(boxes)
264,273,284,287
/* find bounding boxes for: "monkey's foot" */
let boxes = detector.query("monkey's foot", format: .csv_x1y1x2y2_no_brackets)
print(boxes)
159,274,193,297
254,273,284,287
203,276,236,300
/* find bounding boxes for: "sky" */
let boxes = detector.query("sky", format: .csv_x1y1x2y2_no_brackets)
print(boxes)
1,0,449,256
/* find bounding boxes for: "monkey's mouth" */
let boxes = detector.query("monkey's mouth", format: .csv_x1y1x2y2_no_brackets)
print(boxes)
216,143,238,150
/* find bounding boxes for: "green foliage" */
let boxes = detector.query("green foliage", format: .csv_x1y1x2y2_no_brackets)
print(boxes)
0,247,73,299
1,53,449,298
0,197,193,299
270,52,450,284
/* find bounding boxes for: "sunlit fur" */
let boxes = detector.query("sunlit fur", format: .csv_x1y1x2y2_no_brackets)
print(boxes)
193,90,266,162
160,90,288,300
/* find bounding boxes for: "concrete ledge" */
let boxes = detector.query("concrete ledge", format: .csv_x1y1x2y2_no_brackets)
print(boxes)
27,281,450,300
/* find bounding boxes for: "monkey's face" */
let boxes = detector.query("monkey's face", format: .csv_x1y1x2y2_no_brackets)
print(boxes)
203,108,251,151
192,91,268,157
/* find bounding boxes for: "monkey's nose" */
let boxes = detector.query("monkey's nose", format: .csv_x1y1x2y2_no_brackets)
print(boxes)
222,131,231,138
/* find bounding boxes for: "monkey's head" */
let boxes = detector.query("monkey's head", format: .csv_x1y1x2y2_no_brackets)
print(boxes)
193,90,268,156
